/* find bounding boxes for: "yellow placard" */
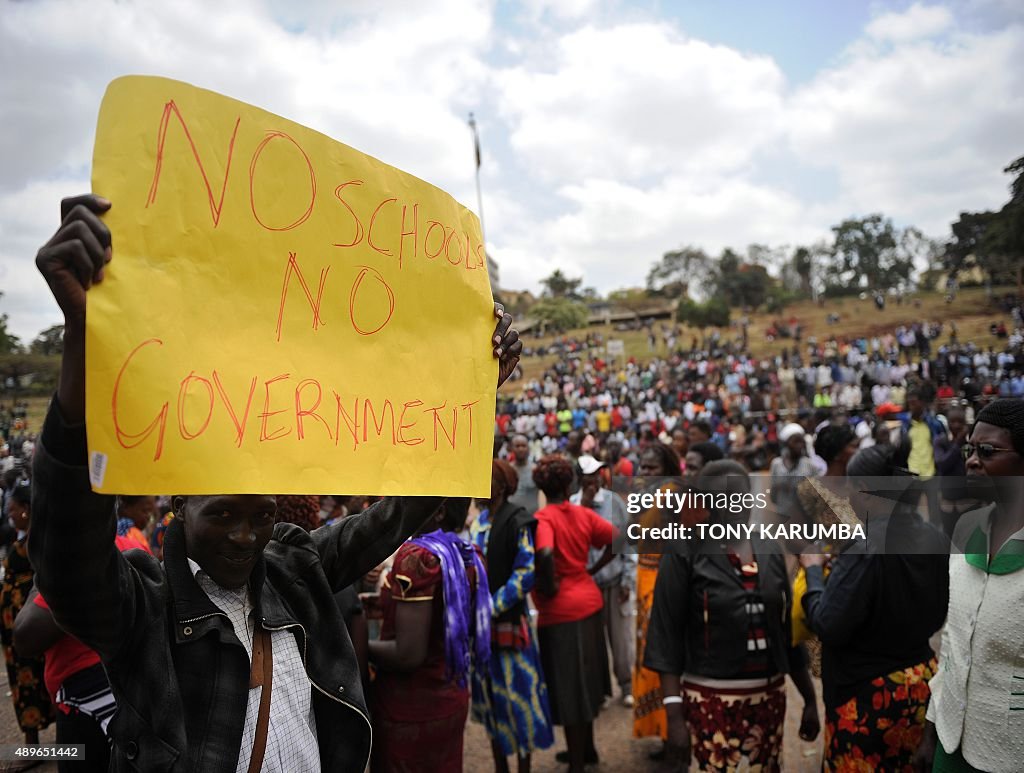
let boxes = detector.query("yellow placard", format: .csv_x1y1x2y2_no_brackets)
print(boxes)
86,76,495,496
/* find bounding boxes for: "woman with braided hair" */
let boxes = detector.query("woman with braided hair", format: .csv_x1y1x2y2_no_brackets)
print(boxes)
531,454,615,773
789,423,861,650
915,397,1024,773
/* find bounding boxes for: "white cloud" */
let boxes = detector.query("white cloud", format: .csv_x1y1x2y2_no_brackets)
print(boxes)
485,19,811,294
2,0,1021,342
495,23,786,183
787,18,1024,235
494,174,831,296
0,0,492,196
486,4,1023,298
866,3,954,41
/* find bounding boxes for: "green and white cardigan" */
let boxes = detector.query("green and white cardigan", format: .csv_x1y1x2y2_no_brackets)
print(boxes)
927,504,1024,773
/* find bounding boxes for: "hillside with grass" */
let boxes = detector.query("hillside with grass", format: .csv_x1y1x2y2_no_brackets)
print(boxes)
515,286,1017,382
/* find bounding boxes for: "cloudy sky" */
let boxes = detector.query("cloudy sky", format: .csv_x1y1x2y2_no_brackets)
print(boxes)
2,0,1022,344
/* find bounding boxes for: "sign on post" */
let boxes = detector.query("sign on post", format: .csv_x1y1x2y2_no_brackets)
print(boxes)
86,76,495,496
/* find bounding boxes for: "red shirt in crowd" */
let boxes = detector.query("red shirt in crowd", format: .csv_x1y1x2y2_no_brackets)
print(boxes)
33,534,140,707
532,502,615,627
545,412,558,436
611,407,623,429
34,594,101,708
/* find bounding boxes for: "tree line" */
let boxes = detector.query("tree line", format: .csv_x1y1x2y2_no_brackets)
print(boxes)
513,155,1022,332
0,295,63,395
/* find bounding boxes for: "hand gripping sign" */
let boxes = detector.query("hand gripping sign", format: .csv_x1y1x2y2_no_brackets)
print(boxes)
86,76,495,496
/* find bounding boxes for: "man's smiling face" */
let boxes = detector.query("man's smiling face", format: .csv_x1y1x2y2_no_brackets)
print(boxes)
181,495,277,588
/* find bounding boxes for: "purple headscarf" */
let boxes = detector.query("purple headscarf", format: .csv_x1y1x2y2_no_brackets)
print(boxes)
409,529,491,686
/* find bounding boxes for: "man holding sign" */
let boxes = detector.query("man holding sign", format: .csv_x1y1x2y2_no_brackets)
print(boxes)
28,77,518,771
30,191,519,771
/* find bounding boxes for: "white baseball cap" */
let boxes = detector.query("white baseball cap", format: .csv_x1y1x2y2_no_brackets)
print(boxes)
578,455,606,475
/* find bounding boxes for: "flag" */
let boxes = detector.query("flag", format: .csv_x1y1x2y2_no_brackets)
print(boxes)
468,112,481,169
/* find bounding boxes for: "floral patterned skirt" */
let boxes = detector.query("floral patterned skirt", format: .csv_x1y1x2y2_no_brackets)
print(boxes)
1,545,55,735
682,674,786,772
823,658,937,773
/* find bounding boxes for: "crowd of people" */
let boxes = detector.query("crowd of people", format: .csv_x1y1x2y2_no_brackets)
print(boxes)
497,304,1023,474
0,191,1023,772
0,403,34,480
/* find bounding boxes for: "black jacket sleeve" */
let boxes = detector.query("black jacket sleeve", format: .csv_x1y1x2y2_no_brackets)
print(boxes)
28,399,161,661
310,497,443,593
642,552,691,676
801,552,875,646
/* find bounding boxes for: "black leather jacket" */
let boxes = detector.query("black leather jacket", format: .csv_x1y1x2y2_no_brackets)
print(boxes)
29,402,439,772
643,538,803,679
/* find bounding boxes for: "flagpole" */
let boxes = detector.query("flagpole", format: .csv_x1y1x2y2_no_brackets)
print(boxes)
468,112,486,250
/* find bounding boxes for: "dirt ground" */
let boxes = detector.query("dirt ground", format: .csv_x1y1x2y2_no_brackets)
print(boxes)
0,670,821,773
461,677,826,773
0,681,822,773
0,684,57,773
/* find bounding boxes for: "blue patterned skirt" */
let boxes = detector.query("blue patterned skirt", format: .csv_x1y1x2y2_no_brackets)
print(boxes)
471,624,555,757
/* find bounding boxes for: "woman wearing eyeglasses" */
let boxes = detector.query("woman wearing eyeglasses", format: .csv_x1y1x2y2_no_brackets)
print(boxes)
915,398,1024,773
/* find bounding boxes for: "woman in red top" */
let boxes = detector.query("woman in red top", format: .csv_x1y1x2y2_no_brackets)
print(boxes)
531,455,615,773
